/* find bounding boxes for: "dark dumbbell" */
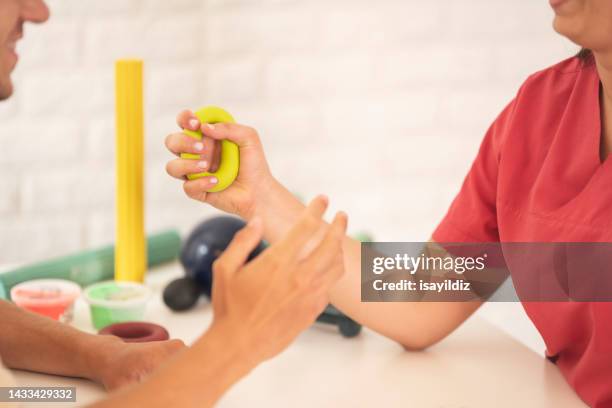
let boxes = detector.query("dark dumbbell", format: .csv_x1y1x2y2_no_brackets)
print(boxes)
163,276,203,311
316,305,362,338
163,216,266,311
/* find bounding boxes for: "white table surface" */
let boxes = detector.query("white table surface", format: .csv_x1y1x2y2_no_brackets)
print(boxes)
8,263,586,408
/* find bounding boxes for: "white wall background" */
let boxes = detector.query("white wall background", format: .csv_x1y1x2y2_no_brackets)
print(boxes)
0,0,576,264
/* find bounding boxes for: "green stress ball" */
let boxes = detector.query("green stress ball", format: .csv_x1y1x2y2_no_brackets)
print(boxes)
181,106,239,193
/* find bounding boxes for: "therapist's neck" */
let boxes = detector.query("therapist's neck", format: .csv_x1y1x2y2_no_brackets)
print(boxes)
594,51,612,159
595,51,612,96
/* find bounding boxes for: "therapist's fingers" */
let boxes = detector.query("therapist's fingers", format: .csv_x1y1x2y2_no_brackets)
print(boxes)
197,136,218,171
176,109,200,131
183,177,219,201
200,122,262,149
165,132,206,157
166,158,210,180
208,139,222,172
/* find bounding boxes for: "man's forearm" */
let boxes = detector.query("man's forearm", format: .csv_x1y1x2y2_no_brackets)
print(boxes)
91,323,254,408
0,300,116,381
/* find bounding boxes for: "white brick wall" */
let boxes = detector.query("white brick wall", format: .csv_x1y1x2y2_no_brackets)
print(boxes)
0,0,577,263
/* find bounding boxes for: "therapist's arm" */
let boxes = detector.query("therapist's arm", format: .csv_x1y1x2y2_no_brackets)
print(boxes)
249,182,483,350
165,117,481,351
0,300,186,390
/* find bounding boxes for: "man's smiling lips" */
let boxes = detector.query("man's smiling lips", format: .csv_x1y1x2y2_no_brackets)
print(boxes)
549,0,567,8
5,33,22,68
7,41,16,54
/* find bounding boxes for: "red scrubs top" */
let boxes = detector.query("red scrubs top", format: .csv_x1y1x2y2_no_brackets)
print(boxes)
433,56,612,408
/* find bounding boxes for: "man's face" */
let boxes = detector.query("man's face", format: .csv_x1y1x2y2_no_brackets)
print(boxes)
0,0,49,101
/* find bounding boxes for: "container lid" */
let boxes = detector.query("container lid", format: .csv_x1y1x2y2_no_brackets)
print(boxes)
11,279,81,306
84,281,151,308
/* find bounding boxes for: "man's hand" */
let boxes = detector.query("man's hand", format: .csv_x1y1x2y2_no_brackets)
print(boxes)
209,195,347,365
92,336,186,391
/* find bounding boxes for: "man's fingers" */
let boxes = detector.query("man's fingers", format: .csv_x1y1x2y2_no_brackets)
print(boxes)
213,218,264,277
165,132,207,156
300,211,348,284
200,122,262,149
176,109,200,131
166,158,211,180
274,195,329,257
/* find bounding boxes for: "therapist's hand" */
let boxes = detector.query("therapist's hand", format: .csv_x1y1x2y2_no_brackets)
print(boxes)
165,109,276,219
209,195,347,365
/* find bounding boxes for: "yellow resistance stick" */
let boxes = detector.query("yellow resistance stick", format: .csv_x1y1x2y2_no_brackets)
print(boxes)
181,106,239,193
115,60,146,282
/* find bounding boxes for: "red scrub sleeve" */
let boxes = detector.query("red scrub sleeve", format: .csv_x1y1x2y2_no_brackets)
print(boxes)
432,98,518,244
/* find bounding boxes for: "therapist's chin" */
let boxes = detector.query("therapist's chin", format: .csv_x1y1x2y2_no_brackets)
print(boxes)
552,17,589,48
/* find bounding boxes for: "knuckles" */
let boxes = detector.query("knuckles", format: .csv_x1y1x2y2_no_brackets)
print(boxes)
246,127,263,146
244,126,258,138
182,182,197,199
164,133,182,152
182,180,209,203
299,214,319,232
257,252,280,273
176,110,193,127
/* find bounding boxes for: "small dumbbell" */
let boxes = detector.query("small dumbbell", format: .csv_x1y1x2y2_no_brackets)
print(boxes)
163,216,266,312
316,305,362,338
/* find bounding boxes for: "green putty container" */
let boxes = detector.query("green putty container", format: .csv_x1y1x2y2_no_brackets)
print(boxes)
84,281,151,329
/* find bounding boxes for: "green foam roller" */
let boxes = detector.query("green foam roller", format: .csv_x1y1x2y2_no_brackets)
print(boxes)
0,229,181,298
352,232,374,243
